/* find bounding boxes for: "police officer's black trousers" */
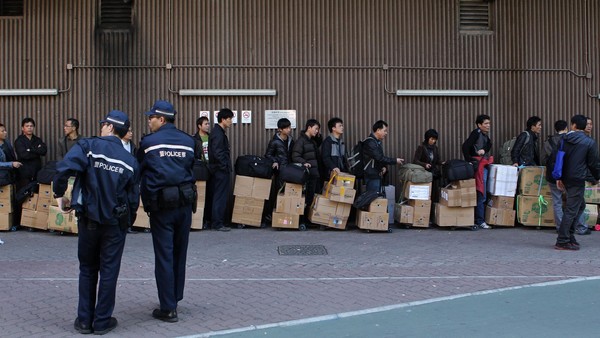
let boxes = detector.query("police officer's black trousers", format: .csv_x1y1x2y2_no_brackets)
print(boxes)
210,170,231,228
77,219,126,330
150,204,192,311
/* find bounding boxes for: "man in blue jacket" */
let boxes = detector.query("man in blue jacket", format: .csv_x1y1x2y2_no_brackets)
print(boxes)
554,115,600,250
138,100,197,322
53,110,139,335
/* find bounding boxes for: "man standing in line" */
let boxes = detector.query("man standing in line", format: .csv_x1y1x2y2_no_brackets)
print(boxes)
208,108,234,231
554,115,600,250
192,116,210,162
138,100,197,322
14,117,47,190
292,119,321,216
362,120,404,193
321,117,348,178
53,110,139,335
263,118,294,224
57,118,83,160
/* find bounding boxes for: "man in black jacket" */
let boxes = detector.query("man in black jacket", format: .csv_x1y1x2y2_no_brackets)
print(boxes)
263,118,294,223
511,116,542,166
208,108,234,231
362,120,404,193
292,119,321,216
554,115,600,250
321,117,348,179
14,117,47,191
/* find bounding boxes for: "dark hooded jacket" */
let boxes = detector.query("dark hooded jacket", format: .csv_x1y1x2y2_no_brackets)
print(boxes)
511,130,539,166
291,132,319,177
552,131,600,185
265,133,294,167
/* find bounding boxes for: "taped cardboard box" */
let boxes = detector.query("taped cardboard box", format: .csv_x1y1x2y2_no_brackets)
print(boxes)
356,210,389,231
311,194,339,215
409,199,432,227
22,193,39,211
485,206,515,226
195,181,207,208
516,194,555,227
368,198,388,213
283,182,303,197
38,184,52,200
233,175,272,200
434,203,474,227
460,187,477,207
0,198,12,213
455,179,476,188
584,182,600,204
0,184,13,202
440,188,461,207
403,182,432,200
324,185,356,204
518,166,551,197
36,196,53,212
0,213,13,231
325,215,349,230
191,207,204,230
272,212,301,229
47,206,78,234
308,208,329,225
487,164,518,197
394,203,413,224
582,204,598,226
332,172,356,188
276,194,305,215
231,196,264,227
487,196,515,210
134,206,150,229
21,209,49,230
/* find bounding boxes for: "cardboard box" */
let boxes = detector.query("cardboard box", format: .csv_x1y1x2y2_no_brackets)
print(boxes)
356,210,389,231
134,207,150,229
403,182,432,200
0,184,13,201
336,202,352,217
487,164,519,197
324,185,356,204
409,199,432,227
36,196,53,212
21,209,49,230
487,196,515,210
0,199,12,213
384,185,395,224
38,184,52,199
308,196,351,226
440,188,462,207
231,196,264,227
233,175,272,200
584,182,600,204
332,172,356,188
283,182,303,197
272,212,301,229
325,215,349,230
0,213,13,231
276,194,305,215
455,179,476,188
368,198,388,213
311,194,339,215
434,203,475,227
519,166,551,197
191,207,204,230
51,177,75,206
460,187,477,207
394,203,414,224
582,204,598,226
516,194,555,226
47,206,78,233
485,206,516,226
195,181,207,208
22,193,39,211
308,208,329,225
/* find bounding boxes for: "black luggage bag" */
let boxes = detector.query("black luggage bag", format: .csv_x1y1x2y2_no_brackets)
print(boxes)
279,164,309,184
193,159,210,181
235,155,273,179
442,159,475,182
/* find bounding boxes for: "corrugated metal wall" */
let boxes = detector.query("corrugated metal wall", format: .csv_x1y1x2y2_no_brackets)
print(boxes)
1,0,599,186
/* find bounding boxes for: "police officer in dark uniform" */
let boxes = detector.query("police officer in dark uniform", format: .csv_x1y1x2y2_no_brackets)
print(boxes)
138,100,197,323
53,110,140,335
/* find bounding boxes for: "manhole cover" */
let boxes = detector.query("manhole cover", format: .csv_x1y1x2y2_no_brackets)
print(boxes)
278,245,328,256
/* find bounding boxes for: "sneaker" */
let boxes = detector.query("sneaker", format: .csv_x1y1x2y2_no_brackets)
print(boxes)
577,228,592,235
554,242,580,251
478,222,491,229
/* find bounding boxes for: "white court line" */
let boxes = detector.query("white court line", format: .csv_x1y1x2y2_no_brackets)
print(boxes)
177,276,600,338
0,275,589,282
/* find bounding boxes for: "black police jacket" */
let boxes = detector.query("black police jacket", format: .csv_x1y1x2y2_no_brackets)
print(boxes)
53,136,140,226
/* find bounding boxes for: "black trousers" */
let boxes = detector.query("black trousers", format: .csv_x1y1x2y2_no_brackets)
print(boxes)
557,183,585,244
210,170,231,229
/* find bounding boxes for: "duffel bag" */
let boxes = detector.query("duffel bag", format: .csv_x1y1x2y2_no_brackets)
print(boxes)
235,155,273,179
397,163,433,183
443,159,475,182
279,163,309,184
353,190,384,211
193,159,210,181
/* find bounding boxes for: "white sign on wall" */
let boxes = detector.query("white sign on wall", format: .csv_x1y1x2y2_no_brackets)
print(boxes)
199,111,210,121
264,110,297,129
241,110,252,124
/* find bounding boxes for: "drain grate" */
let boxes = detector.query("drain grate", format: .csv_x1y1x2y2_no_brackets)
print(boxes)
278,245,328,256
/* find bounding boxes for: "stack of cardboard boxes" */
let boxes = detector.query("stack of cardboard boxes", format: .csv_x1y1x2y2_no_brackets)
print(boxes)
357,197,389,231
308,172,355,230
0,185,13,231
434,179,476,227
394,181,432,228
515,166,554,227
272,182,305,230
21,183,53,231
231,175,271,227
582,182,600,228
485,164,518,227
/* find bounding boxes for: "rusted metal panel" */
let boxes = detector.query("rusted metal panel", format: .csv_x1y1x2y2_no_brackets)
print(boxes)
0,0,599,190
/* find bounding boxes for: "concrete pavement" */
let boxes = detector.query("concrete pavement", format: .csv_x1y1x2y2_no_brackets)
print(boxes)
1,225,599,337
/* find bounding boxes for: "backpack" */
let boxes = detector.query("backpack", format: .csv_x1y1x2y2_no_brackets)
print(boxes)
499,132,530,165
397,163,433,183
347,137,375,179
443,159,475,182
353,190,384,210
